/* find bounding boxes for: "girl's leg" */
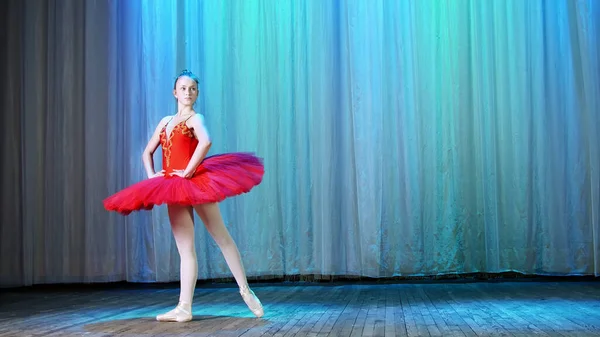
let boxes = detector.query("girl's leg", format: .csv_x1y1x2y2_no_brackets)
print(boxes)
156,204,197,322
193,202,264,317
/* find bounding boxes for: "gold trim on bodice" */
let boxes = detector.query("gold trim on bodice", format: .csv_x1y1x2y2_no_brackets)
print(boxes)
160,118,195,168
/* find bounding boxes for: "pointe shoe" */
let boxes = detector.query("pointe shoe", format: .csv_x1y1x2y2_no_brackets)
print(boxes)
156,302,193,322
240,284,264,318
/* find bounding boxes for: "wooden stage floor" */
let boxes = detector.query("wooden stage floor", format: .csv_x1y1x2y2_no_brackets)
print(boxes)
1,279,599,336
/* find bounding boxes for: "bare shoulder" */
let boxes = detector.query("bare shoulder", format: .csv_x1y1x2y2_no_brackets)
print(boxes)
158,115,173,127
187,113,210,140
187,113,206,127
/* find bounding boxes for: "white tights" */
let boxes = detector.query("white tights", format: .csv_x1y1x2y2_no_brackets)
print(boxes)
156,203,261,322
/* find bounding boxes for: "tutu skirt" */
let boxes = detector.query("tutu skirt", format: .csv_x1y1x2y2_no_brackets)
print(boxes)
103,153,264,215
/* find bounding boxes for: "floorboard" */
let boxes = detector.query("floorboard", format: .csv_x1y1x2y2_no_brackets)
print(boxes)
0,280,599,336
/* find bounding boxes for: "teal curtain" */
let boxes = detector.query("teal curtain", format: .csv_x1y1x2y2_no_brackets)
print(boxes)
1,0,598,286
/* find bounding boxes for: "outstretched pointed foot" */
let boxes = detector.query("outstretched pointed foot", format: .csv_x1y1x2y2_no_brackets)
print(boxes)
240,284,264,318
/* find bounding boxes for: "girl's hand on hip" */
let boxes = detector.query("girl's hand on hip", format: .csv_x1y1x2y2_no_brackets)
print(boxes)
148,170,165,179
170,169,191,178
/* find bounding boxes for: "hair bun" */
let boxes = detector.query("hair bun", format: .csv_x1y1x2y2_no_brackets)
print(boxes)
173,69,200,88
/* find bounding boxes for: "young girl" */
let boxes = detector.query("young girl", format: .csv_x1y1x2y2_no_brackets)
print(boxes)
104,70,264,323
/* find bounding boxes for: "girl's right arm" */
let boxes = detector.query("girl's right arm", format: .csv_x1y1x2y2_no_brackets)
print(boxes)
143,116,170,178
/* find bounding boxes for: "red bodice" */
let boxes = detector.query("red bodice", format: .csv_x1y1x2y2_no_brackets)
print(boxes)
159,120,198,174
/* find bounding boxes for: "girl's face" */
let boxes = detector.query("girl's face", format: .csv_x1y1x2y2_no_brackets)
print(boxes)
173,76,199,107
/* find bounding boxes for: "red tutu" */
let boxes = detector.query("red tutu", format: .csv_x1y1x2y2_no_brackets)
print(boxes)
104,116,264,215
103,153,264,215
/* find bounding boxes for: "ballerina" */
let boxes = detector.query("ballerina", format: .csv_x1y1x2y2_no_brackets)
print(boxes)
104,69,264,322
